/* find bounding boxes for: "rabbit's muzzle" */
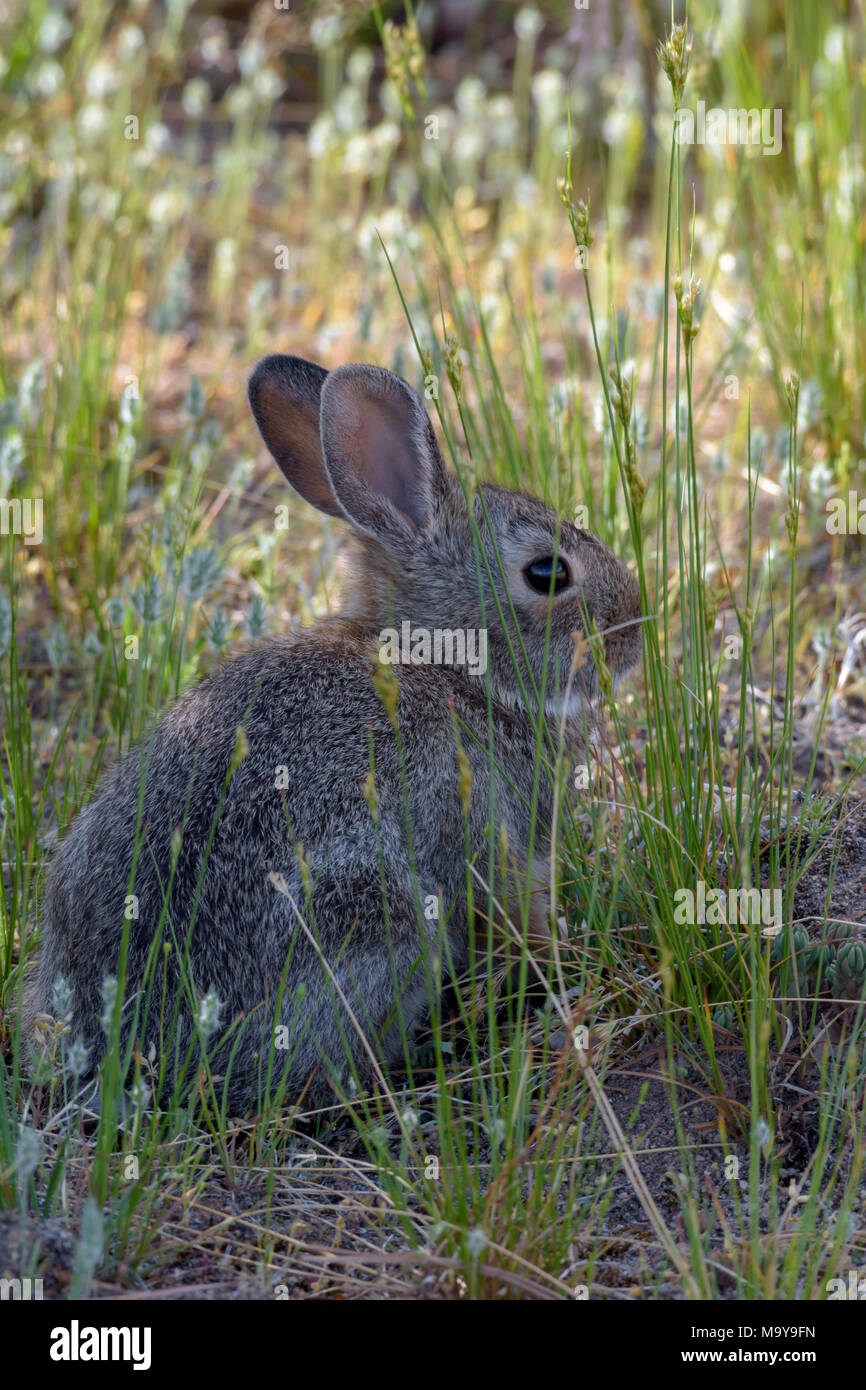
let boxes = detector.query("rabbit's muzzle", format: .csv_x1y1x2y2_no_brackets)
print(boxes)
598,557,643,685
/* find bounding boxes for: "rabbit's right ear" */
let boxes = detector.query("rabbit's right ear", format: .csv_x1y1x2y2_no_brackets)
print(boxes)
318,364,453,546
247,354,344,518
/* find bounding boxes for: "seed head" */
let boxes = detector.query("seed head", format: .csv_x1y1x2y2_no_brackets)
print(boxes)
657,22,692,109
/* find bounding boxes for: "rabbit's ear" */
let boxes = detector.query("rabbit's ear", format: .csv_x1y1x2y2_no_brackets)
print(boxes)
247,355,344,518
319,364,452,541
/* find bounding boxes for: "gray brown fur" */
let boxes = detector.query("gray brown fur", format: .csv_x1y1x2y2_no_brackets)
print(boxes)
27,356,641,1112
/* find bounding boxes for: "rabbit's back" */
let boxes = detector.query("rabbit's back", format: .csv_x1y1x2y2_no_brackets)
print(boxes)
35,623,478,1107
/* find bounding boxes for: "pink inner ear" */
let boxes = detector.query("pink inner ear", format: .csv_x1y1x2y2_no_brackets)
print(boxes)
343,399,428,529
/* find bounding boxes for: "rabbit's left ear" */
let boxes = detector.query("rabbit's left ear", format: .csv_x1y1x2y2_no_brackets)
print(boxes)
319,364,453,543
247,354,344,519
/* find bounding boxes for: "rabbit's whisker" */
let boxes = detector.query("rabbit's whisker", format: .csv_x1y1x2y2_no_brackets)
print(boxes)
594,611,656,638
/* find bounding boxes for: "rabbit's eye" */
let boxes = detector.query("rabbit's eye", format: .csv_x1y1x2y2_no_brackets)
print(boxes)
524,557,570,595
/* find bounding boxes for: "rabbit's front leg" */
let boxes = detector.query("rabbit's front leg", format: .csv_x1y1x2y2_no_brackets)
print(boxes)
473,849,553,959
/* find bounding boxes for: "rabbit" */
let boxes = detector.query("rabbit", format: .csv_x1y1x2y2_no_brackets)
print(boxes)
25,355,642,1114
